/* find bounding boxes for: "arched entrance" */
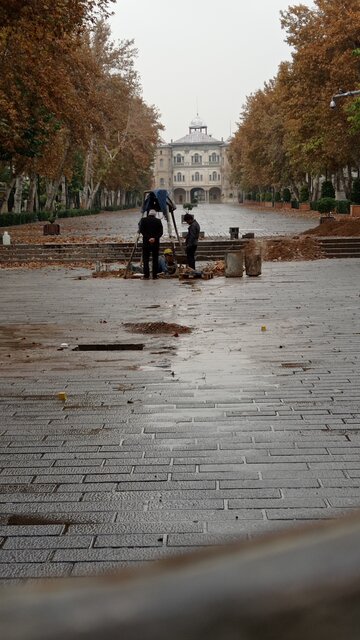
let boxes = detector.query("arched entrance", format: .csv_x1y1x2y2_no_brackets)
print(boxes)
190,187,205,203
209,187,221,202
173,188,186,204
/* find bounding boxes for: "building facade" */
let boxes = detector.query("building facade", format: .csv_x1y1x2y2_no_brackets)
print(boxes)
153,116,239,205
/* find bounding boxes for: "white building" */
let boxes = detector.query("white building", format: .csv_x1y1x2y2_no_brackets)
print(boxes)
153,116,240,205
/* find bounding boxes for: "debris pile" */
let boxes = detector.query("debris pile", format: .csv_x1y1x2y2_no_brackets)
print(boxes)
302,217,360,237
124,321,192,334
264,236,323,261
203,260,225,276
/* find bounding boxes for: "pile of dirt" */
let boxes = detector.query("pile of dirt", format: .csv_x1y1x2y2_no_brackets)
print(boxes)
124,321,192,334
301,217,360,237
264,236,323,261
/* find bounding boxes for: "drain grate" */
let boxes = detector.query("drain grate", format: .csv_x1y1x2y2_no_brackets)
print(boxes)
73,343,144,351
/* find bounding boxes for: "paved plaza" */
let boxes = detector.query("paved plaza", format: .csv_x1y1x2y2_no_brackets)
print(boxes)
1,202,319,243
0,254,360,583
95,203,319,240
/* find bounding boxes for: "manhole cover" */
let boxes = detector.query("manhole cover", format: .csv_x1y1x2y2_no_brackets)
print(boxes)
73,343,144,351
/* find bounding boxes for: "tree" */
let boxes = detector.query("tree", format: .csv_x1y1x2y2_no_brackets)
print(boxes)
229,1,360,201
0,0,114,211
321,180,336,198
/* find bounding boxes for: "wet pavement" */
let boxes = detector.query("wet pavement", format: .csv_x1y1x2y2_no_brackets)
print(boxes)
1,202,319,243
1,257,360,583
110,202,319,240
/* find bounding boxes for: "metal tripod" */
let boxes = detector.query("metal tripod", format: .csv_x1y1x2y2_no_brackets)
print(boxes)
124,195,185,279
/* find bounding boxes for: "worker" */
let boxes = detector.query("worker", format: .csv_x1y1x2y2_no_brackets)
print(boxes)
183,212,200,270
139,210,163,279
158,248,177,276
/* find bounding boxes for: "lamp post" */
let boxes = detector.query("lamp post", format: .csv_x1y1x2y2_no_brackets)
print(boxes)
330,89,360,109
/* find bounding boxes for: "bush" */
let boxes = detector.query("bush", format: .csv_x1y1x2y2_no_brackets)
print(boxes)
264,192,273,202
299,185,309,202
282,188,291,203
274,191,282,202
335,200,351,214
321,180,335,198
0,208,101,227
351,178,360,204
316,197,336,213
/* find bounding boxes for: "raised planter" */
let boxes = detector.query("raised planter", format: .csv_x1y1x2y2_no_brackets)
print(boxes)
43,223,60,235
350,204,360,217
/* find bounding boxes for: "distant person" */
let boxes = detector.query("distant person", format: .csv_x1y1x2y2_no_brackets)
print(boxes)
158,248,177,276
183,212,200,270
139,210,163,279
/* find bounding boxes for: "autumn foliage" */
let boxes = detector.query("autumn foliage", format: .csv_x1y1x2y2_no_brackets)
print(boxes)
228,0,360,202
0,0,162,213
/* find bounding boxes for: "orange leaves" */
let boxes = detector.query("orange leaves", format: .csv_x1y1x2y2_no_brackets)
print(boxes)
229,0,360,193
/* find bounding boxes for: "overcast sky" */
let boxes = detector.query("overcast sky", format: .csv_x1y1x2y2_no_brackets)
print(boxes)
110,0,314,142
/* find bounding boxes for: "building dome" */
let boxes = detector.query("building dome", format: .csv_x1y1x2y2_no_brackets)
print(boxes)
190,115,206,129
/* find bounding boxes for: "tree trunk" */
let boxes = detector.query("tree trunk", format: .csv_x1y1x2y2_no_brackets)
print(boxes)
13,174,24,213
60,176,67,208
26,173,37,213
82,137,94,209
311,176,320,201
0,177,16,213
44,178,60,211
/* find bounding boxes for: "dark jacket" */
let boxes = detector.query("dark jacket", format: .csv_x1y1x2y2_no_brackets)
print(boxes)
139,215,163,244
185,219,200,247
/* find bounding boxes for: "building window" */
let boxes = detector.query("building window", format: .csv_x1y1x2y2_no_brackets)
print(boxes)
159,158,163,168
195,172,200,182
212,171,217,181
160,150,163,155
160,178,165,186
175,154,182,164
192,153,202,165
183,175,185,182
177,172,182,182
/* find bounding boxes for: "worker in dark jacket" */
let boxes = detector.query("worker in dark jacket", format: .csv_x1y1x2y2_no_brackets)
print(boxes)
183,213,200,270
139,210,163,279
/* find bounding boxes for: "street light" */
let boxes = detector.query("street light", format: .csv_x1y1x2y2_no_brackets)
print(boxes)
330,89,360,108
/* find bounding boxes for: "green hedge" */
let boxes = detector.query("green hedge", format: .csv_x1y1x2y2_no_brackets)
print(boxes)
310,199,350,214
0,208,100,227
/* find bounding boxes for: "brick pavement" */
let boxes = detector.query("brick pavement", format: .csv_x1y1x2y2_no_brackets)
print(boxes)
0,258,360,582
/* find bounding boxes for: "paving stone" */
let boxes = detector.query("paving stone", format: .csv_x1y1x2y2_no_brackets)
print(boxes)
51,547,203,563
70,561,144,576
94,534,164,548
68,522,204,535
3,535,93,549
0,563,73,578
